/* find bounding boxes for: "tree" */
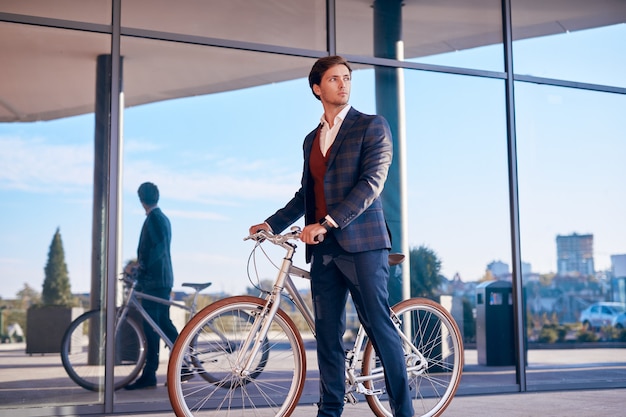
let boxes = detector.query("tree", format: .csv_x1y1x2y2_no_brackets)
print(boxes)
41,228,73,306
16,283,40,309
478,269,496,283
246,279,274,296
408,245,443,299
388,245,443,305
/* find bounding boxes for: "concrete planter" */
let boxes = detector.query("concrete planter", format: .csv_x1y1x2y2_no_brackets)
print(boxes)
26,306,84,354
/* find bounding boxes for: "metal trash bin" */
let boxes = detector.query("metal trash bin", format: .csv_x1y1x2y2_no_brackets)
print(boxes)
475,281,515,366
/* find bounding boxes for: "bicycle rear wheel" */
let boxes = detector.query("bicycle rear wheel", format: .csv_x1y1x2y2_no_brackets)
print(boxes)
60,309,146,391
168,296,306,417
362,298,464,417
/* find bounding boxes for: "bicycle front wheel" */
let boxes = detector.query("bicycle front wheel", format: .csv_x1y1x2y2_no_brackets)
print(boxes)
168,296,306,417
362,298,464,417
60,309,146,391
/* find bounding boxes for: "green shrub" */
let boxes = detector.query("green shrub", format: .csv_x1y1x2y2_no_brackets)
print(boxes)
576,330,598,343
538,326,558,343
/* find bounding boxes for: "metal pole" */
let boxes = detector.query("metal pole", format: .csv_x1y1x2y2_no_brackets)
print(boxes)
501,0,527,391
373,0,409,305
104,0,123,410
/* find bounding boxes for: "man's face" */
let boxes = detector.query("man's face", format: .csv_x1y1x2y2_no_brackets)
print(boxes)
314,64,351,106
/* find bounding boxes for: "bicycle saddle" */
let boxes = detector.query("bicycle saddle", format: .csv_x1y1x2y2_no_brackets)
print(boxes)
181,282,212,291
388,253,405,266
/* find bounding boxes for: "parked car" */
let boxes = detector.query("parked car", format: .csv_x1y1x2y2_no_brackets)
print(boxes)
612,312,626,329
579,302,626,330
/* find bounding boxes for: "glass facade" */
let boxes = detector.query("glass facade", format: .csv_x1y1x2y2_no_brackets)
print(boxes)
121,0,326,50
515,82,626,388
1,1,625,414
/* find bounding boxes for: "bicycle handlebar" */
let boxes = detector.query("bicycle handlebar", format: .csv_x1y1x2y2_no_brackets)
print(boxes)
245,225,325,245
120,273,138,287
244,226,301,246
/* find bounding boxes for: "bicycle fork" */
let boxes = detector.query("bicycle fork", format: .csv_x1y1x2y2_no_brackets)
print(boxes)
232,297,278,379
233,251,295,379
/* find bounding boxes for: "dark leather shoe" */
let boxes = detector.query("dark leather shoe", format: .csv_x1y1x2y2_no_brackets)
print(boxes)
124,377,157,390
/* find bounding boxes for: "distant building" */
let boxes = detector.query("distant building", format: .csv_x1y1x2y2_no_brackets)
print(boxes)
611,254,626,278
556,233,594,277
487,260,509,279
611,254,626,304
486,260,532,281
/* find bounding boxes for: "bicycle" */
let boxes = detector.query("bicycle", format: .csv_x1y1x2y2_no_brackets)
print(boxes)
167,227,464,417
60,271,213,391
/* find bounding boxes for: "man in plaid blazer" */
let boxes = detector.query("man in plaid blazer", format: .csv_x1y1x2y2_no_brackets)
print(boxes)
249,56,412,417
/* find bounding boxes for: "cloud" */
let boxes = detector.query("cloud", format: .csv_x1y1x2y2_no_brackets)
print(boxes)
167,209,228,221
0,135,92,193
0,134,299,206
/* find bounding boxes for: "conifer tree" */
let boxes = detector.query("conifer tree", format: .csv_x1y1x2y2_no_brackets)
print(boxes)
41,228,73,306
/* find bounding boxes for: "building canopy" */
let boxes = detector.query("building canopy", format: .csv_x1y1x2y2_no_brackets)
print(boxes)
1,0,625,122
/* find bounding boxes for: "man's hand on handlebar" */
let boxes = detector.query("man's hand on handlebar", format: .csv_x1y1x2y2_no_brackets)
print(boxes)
247,222,326,244
248,222,272,236
300,223,327,244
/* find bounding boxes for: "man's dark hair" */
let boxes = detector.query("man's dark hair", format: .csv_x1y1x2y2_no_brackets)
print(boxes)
138,182,159,206
308,55,352,101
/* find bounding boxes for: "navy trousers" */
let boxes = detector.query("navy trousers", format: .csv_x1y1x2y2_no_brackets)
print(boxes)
141,287,179,381
310,234,413,417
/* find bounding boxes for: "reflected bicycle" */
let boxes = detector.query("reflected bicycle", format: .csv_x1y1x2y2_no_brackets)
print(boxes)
60,272,212,391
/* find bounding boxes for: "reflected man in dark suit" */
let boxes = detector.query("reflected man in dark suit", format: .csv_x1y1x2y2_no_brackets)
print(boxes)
125,181,179,390
249,56,413,417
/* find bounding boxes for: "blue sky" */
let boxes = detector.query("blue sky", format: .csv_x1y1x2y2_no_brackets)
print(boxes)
0,24,624,300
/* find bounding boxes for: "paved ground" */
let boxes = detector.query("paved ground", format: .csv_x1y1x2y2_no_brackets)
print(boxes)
100,388,625,417
1,341,625,416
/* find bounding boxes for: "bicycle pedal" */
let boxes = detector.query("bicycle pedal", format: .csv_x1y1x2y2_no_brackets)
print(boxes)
357,383,383,396
344,393,358,404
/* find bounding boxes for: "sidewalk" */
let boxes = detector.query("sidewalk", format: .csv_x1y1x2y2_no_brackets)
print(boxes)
103,388,625,417
2,341,625,417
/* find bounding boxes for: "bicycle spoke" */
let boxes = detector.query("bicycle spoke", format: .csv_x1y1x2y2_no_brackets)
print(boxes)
168,297,306,417
362,298,463,417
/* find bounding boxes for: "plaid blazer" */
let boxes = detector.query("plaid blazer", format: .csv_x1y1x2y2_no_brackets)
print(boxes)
266,107,392,261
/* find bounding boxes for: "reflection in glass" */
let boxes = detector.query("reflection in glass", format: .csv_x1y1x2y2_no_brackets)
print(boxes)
336,0,503,72
512,5,626,88
121,0,326,50
516,82,626,387
0,21,111,410
0,22,110,122
118,40,323,407
403,70,514,389
0,0,111,24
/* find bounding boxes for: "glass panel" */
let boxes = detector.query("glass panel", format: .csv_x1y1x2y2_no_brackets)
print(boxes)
0,23,107,409
0,0,111,24
119,36,319,407
403,70,515,389
516,82,626,388
336,0,504,72
0,22,111,122
121,0,326,50
512,1,626,88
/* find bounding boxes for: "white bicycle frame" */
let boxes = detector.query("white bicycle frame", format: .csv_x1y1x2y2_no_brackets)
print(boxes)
115,277,212,350
241,227,428,401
